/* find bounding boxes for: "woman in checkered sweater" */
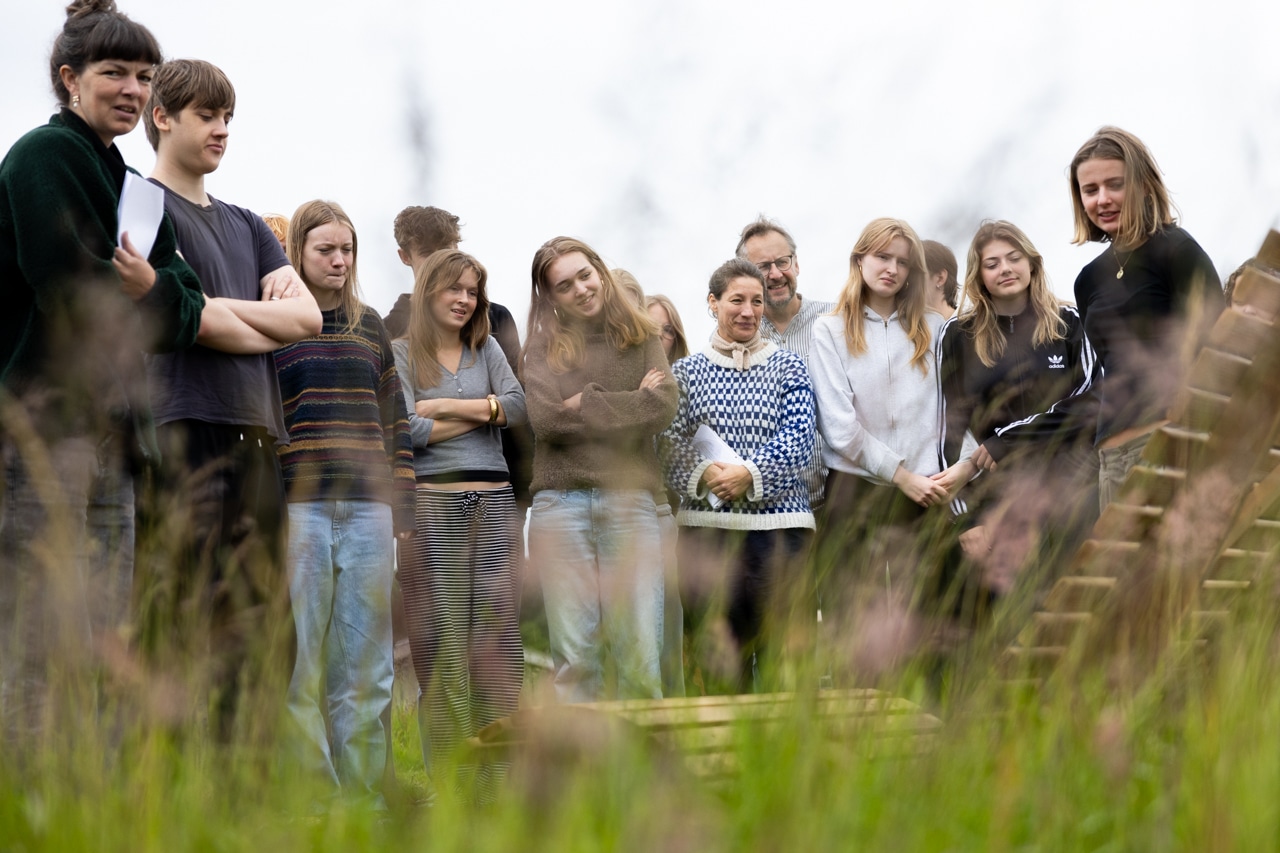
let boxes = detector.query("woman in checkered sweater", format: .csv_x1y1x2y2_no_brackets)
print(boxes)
659,258,815,692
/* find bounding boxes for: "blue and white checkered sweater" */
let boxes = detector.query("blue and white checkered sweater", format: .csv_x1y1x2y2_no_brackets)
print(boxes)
658,342,816,531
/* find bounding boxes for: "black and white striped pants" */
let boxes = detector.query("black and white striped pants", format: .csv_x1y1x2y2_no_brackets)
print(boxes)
399,485,523,800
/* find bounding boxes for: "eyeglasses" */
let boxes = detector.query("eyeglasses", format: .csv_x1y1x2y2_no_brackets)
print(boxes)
756,254,794,274
659,324,677,339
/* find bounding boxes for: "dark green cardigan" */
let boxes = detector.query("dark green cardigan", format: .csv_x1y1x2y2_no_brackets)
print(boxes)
0,109,205,456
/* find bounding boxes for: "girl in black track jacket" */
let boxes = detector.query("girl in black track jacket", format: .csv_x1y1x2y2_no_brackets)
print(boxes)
936,220,1098,594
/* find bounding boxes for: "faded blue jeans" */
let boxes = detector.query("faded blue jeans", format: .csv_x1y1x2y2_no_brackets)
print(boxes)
530,489,663,702
285,499,394,805
1098,431,1152,511
656,501,685,698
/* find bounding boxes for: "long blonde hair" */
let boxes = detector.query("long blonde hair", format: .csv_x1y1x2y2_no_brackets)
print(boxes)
404,249,491,388
958,221,1066,368
524,237,656,374
287,199,367,333
832,217,932,374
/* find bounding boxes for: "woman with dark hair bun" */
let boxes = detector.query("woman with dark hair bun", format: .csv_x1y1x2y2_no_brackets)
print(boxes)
1068,126,1224,507
0,0,204,735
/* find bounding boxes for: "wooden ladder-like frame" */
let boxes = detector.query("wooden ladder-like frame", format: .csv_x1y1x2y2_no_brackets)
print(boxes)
1004,230,1280,685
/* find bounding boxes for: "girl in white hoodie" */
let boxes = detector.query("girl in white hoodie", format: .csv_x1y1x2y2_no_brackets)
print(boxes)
810,218,976,633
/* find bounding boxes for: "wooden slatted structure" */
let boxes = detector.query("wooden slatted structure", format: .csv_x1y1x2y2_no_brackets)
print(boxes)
1004,230,1280,683
461,689,941,785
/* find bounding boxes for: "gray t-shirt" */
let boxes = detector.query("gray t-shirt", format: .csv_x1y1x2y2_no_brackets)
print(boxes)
392,336,527,480
144,186,290,442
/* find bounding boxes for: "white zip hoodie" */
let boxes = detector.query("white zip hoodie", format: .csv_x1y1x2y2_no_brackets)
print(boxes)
811,308,973,485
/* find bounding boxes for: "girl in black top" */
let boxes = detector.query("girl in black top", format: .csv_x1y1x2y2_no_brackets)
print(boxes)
937,221,1097,591
1068,127,1224,508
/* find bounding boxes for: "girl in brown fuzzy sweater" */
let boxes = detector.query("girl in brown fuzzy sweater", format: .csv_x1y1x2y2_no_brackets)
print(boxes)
522,237,678,702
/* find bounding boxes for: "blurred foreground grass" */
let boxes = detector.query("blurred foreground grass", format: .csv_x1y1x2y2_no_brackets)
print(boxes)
3,576,1279,852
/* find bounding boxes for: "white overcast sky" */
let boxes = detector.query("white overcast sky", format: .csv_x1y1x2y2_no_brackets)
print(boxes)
5,0,1279,345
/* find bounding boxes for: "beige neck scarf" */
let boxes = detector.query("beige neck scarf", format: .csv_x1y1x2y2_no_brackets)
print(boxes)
709,329,767,371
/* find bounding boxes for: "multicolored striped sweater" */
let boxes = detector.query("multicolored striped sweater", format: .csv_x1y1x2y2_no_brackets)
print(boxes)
275,306,415,534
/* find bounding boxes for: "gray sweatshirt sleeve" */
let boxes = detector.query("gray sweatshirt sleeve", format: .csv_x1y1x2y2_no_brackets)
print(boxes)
484,336,527,427
391,338,435,448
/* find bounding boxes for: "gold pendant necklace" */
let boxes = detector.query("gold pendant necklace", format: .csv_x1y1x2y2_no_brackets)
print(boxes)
1113,244,1132,280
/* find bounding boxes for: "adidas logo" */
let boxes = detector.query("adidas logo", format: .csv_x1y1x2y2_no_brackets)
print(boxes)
1048,355,1065,369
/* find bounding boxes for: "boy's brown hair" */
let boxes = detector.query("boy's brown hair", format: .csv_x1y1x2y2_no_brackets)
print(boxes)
393,206,462,258
144,58,236,151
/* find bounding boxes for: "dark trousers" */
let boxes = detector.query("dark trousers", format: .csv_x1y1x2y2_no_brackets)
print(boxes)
678,525,812,692
817,471,971,651
1,428,134,745
136,419,290,740
819,471,935,601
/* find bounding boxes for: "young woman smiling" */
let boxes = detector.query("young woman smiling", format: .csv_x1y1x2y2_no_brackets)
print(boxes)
522,237,677,703
937,221,1097,594
392,249,527,803
1069,127,1224,508
658,259,815,692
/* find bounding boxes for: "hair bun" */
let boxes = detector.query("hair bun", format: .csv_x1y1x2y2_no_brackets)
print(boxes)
65,0,118,20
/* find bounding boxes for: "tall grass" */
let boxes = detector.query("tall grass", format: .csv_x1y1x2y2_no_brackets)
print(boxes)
3,436,1280,850
3,570,1278,851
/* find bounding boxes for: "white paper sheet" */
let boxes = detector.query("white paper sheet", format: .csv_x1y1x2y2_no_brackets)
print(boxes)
692,424,744,508
116,172,165,261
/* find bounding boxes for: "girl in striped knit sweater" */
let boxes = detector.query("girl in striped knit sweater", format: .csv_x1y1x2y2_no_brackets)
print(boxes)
275,200,415,808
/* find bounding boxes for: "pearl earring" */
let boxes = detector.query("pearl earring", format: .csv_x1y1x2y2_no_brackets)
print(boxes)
71,94,80,108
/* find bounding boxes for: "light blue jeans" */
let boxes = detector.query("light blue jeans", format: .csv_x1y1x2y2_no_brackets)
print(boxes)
285,499,394,804
656,502,685,697
1098,432,1152,511
530,489,663,702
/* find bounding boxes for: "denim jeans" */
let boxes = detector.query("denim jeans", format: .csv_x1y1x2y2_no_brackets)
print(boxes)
530,489,663,702
0,432,133,741
285,499,394,804
1098,432,1152,511
656,502,685,697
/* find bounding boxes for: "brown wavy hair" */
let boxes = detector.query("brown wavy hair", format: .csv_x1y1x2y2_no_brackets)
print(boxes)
403,250,490,388
143,58,236,150
524,237,656,374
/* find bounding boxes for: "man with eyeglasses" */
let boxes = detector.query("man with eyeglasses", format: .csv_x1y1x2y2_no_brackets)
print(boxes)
735,216,834,513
